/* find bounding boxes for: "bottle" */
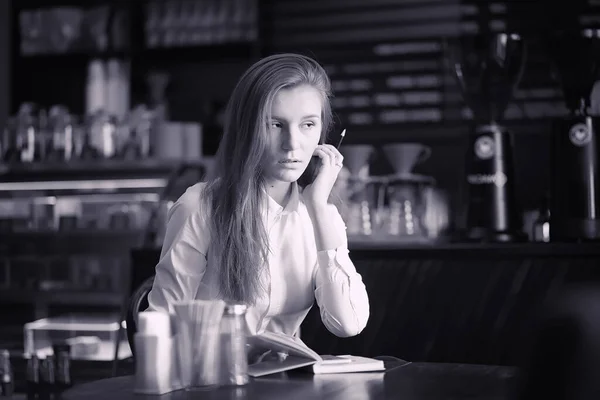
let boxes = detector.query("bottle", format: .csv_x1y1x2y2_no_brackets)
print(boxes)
25,354,40,400
532,194,551,242
0,349,14,397
53,344,73,393
39,355,56,400
86,59,106,117
219,304,249,386
133,311,176,395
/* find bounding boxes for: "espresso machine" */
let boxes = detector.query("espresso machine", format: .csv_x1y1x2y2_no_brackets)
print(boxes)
547,29,600,241
446,33,527,242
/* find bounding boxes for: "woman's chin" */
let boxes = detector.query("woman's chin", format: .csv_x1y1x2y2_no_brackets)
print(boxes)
273,169,304,183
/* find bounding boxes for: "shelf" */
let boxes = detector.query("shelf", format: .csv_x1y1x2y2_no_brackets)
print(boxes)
15,43,257,65
2,228,143,236
0,289,36,304
0,230,144,254
37,291,124,306
16,50,131,62
137,42,259,64
15,0,121,10
336,119,555,145
0,159,206,183
0,288,122,306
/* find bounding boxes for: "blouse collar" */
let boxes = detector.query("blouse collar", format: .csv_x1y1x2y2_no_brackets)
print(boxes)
265,182,300,216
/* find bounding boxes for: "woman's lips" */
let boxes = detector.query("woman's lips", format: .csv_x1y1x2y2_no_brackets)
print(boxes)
278,159,302,168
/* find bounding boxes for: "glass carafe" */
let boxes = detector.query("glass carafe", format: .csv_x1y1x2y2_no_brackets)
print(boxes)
384,175,433,239
343,176,387,237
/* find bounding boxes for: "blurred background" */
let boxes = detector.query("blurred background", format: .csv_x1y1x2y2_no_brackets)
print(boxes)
1,0,600,393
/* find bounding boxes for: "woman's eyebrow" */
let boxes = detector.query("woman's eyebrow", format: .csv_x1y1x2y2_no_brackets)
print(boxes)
270,114,321,120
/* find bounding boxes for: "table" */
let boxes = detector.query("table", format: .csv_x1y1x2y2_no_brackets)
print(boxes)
62,362,519,400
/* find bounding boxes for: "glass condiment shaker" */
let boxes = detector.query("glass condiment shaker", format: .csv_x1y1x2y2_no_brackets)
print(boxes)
0,349,14,397
219,304,249,386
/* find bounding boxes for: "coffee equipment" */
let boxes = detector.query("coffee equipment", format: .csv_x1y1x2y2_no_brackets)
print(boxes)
337,145,378,236
547,29,600,241
382,143,449,241
382,143,431,239
446,33,527,242
338,143,449,242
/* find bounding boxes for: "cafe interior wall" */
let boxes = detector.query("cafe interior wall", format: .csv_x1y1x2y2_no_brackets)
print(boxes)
3,0,599,373
158,1,556,227
146,2,561,229
8,1,581,230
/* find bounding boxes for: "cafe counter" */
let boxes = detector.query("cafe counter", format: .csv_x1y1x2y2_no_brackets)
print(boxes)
300,241,600,367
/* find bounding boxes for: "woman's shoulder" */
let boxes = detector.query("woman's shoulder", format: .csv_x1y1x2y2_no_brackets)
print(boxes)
168,182,210,222
178,181,208,207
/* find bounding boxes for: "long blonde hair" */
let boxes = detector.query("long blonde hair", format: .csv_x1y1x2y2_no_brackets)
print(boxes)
203,53,334,304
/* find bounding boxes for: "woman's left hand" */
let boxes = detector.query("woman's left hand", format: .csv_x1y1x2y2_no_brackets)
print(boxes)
303,144,344,207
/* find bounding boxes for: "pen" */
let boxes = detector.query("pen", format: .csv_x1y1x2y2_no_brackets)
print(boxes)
336,129,346,149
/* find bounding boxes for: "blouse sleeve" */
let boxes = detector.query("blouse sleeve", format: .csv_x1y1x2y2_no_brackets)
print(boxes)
146,185,211,315
313,204,370,337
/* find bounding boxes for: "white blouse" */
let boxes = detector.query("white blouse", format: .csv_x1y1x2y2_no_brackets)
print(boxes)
146,181,370,338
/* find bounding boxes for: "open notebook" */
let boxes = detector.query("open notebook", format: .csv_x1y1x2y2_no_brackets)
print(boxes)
247,331,385,377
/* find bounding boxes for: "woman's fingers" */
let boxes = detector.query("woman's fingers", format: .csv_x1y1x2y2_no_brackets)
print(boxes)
314,145,344,168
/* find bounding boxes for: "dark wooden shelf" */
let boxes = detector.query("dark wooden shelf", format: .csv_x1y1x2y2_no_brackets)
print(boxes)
0,230,144,254
0,159,205,182
0,288,122,306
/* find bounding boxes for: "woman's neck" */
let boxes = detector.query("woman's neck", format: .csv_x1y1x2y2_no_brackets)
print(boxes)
266,181,293,207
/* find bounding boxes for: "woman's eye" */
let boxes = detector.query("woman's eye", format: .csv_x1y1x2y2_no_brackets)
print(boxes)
302,122,315,129
270,122,282,129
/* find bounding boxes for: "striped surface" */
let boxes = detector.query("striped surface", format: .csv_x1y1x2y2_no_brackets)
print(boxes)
261,0,600,141
300,248,600,366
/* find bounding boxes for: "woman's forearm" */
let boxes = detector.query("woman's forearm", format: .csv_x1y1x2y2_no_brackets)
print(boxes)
306,204,345,251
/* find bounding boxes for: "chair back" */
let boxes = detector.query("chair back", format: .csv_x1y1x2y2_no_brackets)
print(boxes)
126,276,155,357
518,285,600,400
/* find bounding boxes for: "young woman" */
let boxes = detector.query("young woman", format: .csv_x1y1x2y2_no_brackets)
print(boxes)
147,53,370,339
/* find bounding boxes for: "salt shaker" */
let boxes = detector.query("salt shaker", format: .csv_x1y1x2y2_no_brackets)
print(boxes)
0,349,14,397
133,311,179,395
54,348,73,393
219,304,249,386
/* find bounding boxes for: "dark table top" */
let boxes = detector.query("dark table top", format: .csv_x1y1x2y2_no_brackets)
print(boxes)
61,362,519,400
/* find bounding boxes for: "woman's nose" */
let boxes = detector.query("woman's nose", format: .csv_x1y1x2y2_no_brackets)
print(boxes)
281,127,301,150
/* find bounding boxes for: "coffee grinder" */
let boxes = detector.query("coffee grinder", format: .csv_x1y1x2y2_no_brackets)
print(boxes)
547,29,600,241
446,33,527,242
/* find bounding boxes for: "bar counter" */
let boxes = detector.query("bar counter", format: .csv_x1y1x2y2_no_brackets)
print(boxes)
301,240,600,367
348,240,600,256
